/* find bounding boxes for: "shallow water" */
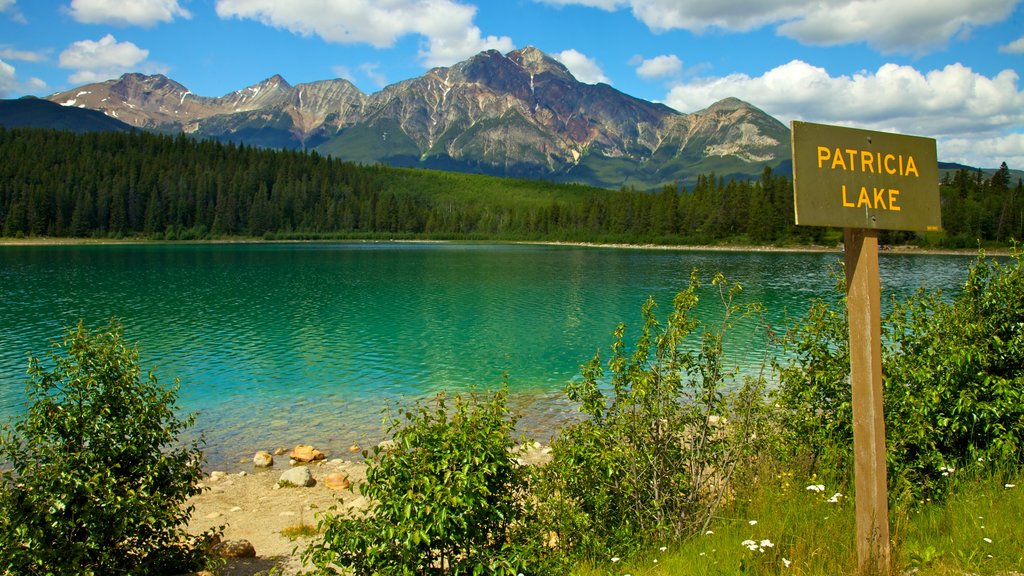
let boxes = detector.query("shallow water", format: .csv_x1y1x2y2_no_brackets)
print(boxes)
0,242,977,468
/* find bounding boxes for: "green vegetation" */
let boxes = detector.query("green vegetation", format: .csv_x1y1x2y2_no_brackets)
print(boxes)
775,250,1024,502
0,320,217,575
300,251,1021,575
304,388,556,575
535,272,772,560
4,126,1018,247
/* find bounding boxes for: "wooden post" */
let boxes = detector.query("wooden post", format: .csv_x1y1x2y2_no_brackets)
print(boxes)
844,227,890,576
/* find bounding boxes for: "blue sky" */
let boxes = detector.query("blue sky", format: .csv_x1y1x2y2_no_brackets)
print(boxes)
1,0,1022,168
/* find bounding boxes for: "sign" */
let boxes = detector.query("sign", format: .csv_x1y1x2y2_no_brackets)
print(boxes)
791,121,941,231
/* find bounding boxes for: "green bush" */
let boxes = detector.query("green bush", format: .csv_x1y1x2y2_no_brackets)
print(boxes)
775,249,1024,501
0,320,217,575
537,272,773,561
304,387,556,575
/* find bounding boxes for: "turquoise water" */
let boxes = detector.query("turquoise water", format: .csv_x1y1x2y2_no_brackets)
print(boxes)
0,242,977,468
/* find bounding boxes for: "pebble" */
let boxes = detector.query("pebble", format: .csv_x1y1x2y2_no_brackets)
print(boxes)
206,512,222,519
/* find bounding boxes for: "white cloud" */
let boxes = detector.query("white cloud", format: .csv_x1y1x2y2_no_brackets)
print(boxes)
215,0,513,68
942,133,1024,170
68,0,191,26
1001,36,1024,54
0,46,47,62
332,65,355,83
776,0,1018,53
0,58,43,96
554,49,610,84
0,58,17,96
359,63,389,88
665,60,1024,167
1,0,26,23
59,34,166,84
636,54,682,80
537,0,1020,54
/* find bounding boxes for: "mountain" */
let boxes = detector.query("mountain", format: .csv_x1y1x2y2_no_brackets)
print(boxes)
45,47,790,188
0,96,133,133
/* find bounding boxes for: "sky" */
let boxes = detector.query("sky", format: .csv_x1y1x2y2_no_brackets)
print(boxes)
0,0,1022,169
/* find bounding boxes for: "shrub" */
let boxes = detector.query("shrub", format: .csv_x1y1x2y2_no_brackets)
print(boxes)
304,387,555,575
0,320,217,575
775,249,1024,501
537,272,774,560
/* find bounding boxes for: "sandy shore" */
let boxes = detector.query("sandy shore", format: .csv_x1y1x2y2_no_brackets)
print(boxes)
187,443,552,575
1,235,1011,256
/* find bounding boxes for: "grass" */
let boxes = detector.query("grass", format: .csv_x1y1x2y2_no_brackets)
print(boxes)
572,463,1023,576
281,522,319,541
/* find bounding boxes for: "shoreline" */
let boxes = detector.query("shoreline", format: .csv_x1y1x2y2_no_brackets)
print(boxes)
0,235,1011,256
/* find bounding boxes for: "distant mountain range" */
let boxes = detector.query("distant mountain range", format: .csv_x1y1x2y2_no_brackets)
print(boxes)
34,47,789,189
3,47,1011,188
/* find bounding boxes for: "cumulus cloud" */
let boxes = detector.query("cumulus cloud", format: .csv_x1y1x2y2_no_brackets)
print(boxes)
0,46,47,62
554,49,610,84
215,0,513,68
776,0,1018,53
635,54,682,80
59,34,166,84
0,59,17,96
942,133,1024,170
0,57,45,96
1001,36,1024,54
665,60,1024,167
537,0,1019,53
68,0,191,26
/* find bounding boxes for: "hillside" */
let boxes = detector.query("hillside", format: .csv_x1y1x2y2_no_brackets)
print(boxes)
0,97,133,133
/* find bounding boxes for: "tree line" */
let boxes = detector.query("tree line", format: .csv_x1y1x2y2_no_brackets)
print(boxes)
0,127,1019,247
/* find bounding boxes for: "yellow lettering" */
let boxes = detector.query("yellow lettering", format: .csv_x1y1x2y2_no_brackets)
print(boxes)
842,184,855,207
905,155,918,177
831,148,847,170
861,150,875,173
858,186,871,208
817,146,831,169
884,153,896,174
845,149,858,170
873,187,887,209
889,189,901,211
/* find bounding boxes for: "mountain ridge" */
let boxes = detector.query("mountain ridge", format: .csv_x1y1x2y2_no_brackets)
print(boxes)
43,47,790,188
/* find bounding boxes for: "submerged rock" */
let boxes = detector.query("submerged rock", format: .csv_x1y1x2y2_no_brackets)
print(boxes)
253,451,274,467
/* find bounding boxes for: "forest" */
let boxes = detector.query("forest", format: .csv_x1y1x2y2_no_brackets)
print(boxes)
0,127,1020,247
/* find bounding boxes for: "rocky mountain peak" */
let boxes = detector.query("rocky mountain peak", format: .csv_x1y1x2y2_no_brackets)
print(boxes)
44,47,791,188
507,46,574,82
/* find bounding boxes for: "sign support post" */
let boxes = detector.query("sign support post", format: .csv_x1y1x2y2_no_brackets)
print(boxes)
844,227,889,576
790,120,941,576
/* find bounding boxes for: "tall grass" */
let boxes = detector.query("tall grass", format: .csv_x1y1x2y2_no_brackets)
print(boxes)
573,463,1022,576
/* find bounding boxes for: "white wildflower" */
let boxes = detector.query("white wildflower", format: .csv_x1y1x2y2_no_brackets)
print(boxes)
827,492,843,503
760,539,774,548
611,557,620,563
1005,483,1016,489
805,484,825,492
783,557,792,568
704,530,714,535
983,537,993,544
748,520,758,525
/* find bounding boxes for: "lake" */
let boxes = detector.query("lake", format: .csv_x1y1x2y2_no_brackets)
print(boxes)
0,242,978,468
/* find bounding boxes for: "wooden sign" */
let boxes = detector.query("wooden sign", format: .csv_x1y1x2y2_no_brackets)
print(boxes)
791,120,942,576
791,120,941,232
